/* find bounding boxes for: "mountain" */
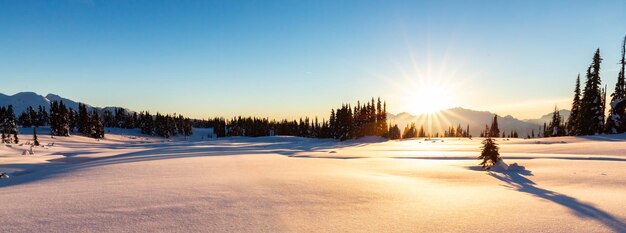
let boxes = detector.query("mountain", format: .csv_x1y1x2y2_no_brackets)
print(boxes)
387,107,543,138
0,92,132,114
523,109,571,126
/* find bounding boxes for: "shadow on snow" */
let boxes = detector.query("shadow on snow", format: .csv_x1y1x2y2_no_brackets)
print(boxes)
483,164,626,232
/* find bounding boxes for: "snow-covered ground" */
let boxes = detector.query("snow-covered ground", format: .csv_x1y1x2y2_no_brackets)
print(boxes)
1,129,626,232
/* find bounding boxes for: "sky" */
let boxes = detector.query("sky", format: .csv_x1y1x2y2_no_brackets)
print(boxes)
1,0,625,120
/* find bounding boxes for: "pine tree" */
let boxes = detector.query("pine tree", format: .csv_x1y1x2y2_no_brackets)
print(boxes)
90,110,105,139
579,49,605,135
568,74,582,135
605,36,626,134
489,115,500,137
388,124,401,140
78,103,90,135
548,106,565,137
478,136,501,169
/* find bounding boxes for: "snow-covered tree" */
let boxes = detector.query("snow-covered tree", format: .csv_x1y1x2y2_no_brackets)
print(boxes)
50,101,71,136
546,106,565,137
1,105,19,143
579,49,605,135
567,74,582,135
90,110,105,139
605,36,626,134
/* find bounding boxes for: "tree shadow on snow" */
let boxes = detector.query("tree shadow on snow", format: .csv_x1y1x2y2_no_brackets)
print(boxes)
486,163,626,232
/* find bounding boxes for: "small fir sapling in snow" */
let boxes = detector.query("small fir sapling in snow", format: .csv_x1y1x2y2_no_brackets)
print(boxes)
13,131,18,144
478,136,501,169
33,128,40,146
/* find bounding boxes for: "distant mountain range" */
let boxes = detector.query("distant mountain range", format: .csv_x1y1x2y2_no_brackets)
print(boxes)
0,92,131,115
522,109,571,126
387,107,570,138
1,92,566,137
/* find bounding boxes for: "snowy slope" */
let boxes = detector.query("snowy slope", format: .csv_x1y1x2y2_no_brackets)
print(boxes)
1,131,625,232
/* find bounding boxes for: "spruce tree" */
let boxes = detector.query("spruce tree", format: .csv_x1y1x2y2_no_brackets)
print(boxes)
388,124,401,140
579,49,605,135
478,136,500,169
489,115,500,137
548,106,565,136
567,74,582,135
605,36,626,134
90,110,105,139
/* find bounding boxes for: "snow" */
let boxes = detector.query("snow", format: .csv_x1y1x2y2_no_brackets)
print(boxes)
1,129,626,232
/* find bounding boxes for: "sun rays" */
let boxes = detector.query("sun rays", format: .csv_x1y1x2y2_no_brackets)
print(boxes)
366,40,476,137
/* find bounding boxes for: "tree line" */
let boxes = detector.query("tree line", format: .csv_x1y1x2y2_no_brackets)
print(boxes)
189,97,389,141
5,98,390,141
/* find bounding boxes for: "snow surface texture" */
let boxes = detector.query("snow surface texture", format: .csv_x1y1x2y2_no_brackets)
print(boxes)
1,129,626,232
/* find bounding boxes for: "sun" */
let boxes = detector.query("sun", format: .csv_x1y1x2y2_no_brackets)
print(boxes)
406,84,454,114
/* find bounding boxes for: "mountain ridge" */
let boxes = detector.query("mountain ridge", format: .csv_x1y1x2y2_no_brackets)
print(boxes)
0,92,132,115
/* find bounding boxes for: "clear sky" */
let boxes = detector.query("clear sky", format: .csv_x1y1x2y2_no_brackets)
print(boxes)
1,0,625,120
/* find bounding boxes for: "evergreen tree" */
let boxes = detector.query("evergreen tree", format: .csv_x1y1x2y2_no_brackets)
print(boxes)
402,123,417,139
388,124,401,140
78,103,90,135
37,105,48,127
547,106,565,137
605,36,626,134
478,136,501,170
0,105,19,143
579,49,605,135
567,74,582,135
90,110,105,139
489,115,500,137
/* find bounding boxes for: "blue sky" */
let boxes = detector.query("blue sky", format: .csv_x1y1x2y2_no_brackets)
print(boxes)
1,0,625,119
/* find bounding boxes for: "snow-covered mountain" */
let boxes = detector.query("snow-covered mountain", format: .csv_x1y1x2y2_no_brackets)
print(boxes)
0,92,132,114
387,107,544,138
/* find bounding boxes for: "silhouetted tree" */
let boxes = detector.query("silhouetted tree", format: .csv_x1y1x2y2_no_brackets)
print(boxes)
579,49,605,135
478,136,501,169
388,124,401,139
606,36,626,134
489,115,500,137
567,74,582,135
